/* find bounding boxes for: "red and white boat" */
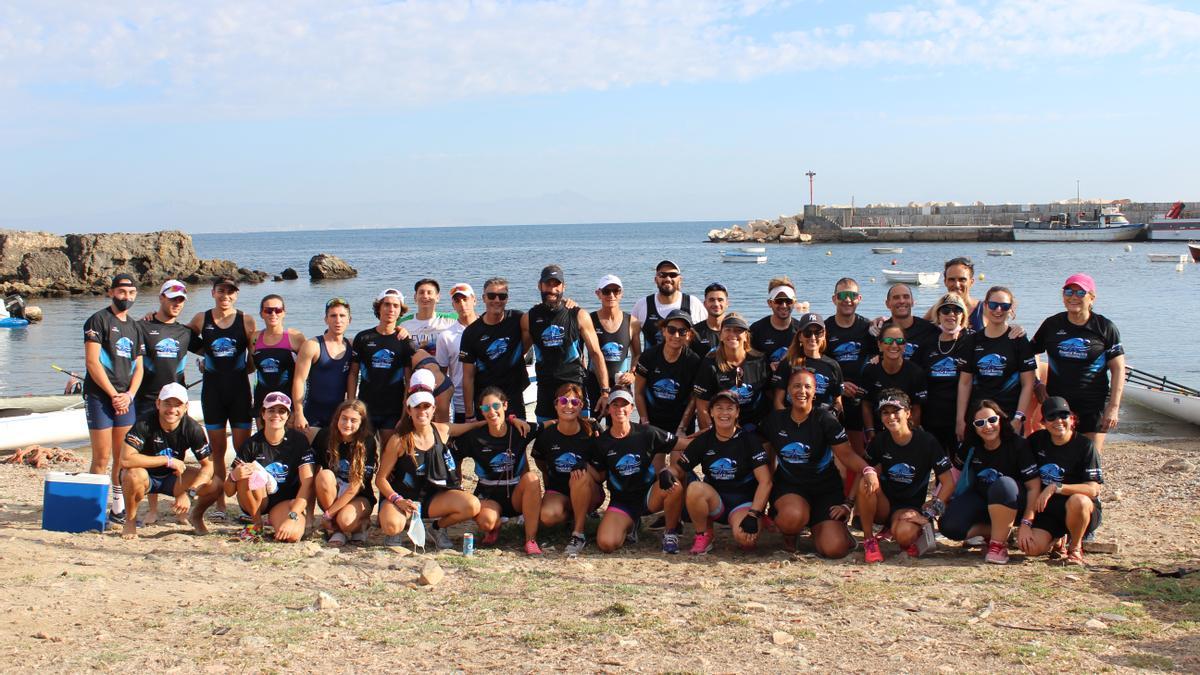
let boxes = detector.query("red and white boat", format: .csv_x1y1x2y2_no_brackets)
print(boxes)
1189,242,1200,263
1147,202,1200,241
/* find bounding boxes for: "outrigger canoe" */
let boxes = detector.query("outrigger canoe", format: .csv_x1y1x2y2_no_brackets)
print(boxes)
1123,367,1200,427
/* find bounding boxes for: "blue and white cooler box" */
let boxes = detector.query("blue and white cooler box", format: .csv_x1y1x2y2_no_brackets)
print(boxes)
43,472,110,533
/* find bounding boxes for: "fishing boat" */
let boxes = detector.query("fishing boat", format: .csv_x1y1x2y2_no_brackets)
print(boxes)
1123,367,1200,427
881,269,940,286
871,247,903,254
1147,202,1200,241
721,250,767,263
1147,253,1187,264
986,249,1014,256
1190,243,1200,263
1012,206,1144,242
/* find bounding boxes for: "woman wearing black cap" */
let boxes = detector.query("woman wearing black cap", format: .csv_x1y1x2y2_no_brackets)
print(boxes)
1019,396,1103,565
773,312,844,415
634,309,700,436
693,314,772,431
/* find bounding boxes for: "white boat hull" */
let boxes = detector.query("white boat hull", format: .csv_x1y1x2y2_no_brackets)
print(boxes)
1123,384,1200,427
1147,254,1187,263
722,254,767,263
871,247,903,254
1147,220,1200,240
881,270,940,285
0,406,207,450
1012,224,1143,242
986,249,1013,256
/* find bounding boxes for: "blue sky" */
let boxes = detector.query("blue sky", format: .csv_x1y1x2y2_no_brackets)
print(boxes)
2,0,1198,233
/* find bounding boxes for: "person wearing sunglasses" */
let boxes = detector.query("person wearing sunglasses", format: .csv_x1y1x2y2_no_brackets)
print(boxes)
694,314,772,432
773,312,844,416
750,277,803,371
913,293,974,457
940,400,1041,565
292,298,354,439
956,286,1036,441
691,282,728,357
586,274,642,407
452,387,542,554
825,278,877,474
1030,273,1126,453
185,276,257,523
460,277,531,421
1019,397,1104,566
853,389,954,563
635,309,700,436
923,257,985,331
677,389,771,555
763,369,863,558
250,294,306,412
632,259,708,350
860,325,927,445
531,382,603,556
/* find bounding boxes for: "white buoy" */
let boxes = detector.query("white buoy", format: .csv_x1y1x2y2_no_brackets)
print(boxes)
1124,244,1132,252
1176,263,1185,272
826,250,832,256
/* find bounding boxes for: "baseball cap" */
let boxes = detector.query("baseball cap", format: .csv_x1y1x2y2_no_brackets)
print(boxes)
934,293,968,313
376,288,405,303
450,283,475,298
655,260,681,273
160,280,187,299
213,276,239,291
721,314,750,331
407,390,435,408
111,273,137,289
768,285,797,301
608,390,635,406
659,309,693,328
409,368,435,392
157,382,188,403
262,392,292,410
1062,273,1096,294
710,390,742,407
797,312,824,330
540,264,565,283
595,274,623,291
1042,396,1072,418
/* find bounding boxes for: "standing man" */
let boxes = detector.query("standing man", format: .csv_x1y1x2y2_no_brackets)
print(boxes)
459,277,531,420
589,274,641,396
522,265,610,421
825,278,876,463
401,278,456,358
436,283,478,423
750,277,801,370
882,284,940,360
692,282,728,357
632,260,707,350
83,273,145,523
136,280,198,419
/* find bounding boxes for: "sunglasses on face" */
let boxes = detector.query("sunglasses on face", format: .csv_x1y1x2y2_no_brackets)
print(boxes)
986,301,1012,312
485,292,508,300
480,402,504,412
972,415,1001,428
938,305,964,315
802,328,824,338
835,290,860,301
600,287,622,297
664,325,690,337
657,272,680,279
881,336,906,346
1045,411,1071,422
772,298,794,306
1062,288,1088,298
262,307,284,315
556,396,583,408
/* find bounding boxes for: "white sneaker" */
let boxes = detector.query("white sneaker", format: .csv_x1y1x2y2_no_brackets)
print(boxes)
565,533,587,556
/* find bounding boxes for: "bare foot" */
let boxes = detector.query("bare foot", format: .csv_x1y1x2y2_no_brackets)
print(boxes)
121,521,138,540
188,508,209,536
145,495,159,525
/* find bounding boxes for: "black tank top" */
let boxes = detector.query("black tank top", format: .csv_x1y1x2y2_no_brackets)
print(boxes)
641,294,693,349
529,304,584,383
253,331,297,404
590,310,631,390
201,310,249,378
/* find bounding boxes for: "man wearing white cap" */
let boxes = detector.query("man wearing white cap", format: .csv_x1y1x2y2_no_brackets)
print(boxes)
435,283,478,423
118,383,213,539
136,280,199,419
632,260,708,350
588,274,642,400
750,276,805,371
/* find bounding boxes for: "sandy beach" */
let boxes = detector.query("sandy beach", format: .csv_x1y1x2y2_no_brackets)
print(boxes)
1,438,1197,672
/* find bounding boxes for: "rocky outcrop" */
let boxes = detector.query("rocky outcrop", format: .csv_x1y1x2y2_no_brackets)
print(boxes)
309,254,357,280
0,229,268,297
708,215,813,244
280,267,299,280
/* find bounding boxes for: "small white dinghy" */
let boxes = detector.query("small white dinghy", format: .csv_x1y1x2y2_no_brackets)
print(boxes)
871,247,903,254
1123,367,1200,427
881,269,940,285
722,250,768,263
986,248,1014,256
1148,253,1187,263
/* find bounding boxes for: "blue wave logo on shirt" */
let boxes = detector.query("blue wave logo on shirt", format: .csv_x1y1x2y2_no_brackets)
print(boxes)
601,342,624,362
485,337,510,361
1039,463,1065,484
651,379,679,401
156,447,174,457
779,442,811,464
976,467,1001,486
259,357,281,374
903,342,918,359
930,356,958,379
371,349,395,369
977,353,1007,377
155,338,180,358
337,458,351,480
211,337,237,358
813,372,830,395
832,341,860,363
708,457,737,481
1057,337,1090,360
488,453,516,474
615,454,642,476
115,337,134,359
554,452,581,473
264,461,289,482
887,463,916,484
730,384,754,404
770,346,787,364
541,325,565,348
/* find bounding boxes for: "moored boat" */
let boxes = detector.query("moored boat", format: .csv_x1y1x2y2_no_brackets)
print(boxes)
722,250,767,263
1190,242,1200,263
0,394,81,416
1012,206,1144,242
871,247,903,254
986,248,1014,256
1123,367,1200,427
1147,253,1186,264
1147,202,1200,241
0,405,206,450
738,246,766,254
881,269,940,285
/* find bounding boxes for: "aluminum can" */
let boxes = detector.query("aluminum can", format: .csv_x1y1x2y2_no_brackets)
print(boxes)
462,532,475,556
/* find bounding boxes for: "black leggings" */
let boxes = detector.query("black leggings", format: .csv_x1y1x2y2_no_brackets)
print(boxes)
939,476,1021,541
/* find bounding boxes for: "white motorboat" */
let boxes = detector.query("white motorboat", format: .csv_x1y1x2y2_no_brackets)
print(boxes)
1123,368,1200,427
881,269,940,285
1147,253,1187,264
986,249,1014,256
739,246,766,254
722,251,767,263
1013,206,1145,242
871,247,903,254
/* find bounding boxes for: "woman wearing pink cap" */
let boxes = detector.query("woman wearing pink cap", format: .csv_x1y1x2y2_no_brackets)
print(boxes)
1031,273,1126,452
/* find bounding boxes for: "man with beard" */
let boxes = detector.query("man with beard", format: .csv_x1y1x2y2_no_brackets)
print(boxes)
460,277,531,420
750,277,802,371
632,260,708,350
522,265,610,421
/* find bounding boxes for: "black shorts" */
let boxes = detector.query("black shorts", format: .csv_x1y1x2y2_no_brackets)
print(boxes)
883,492,925,519
265,484,301,513
1032,493,1102,539
607,485,654,521
1073,409,1104,435
770,482,845,526
369,413,403,433
708,488,755,525
841,396,865,432
475,483,521,518
202,376,252,431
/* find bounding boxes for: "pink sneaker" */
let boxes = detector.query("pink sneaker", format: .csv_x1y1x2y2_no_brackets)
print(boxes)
523,540,543,557
864,536,883,563
482,526,501,546
690,530,715,555
985,540,1009,565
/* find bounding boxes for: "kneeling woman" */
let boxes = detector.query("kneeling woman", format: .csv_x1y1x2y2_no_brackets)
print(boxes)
1019,396,1104,565
762,369,863,558
312,399,378,546
591,390,688,554
677,390,772,555
939,400,1040,564
375,388,484,550
204,392,314,543
855,389,954,562
453,387,543,555
531,382,603,556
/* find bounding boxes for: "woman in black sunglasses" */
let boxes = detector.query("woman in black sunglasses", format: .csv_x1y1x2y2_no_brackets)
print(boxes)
939,400,1041,565
773,312,844,416
955,286,1036,441
530,382,603,556
860,324,927,445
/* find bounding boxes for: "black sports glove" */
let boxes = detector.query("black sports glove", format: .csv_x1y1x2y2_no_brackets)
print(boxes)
658,470,677,490
740,514,759,535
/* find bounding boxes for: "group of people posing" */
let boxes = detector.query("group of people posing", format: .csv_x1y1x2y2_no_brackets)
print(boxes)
82,256,1119,565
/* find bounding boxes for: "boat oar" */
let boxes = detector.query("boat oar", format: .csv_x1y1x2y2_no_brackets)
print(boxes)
1126,366,1200,397
51,364,202,390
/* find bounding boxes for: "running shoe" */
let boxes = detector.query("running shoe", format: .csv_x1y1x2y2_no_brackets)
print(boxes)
350,529,369,544
625,527,639,546
524,540,544,557
646,514,667,531
661,532,680,554
107,509,125,525
565,533,587,556
689,530,714,555
431,527,454,550
383,534,405,547
985,540,1009,565
481,526,501,546
964,535,987,548
905,543,920,558
210,510,227,523
876,528,893,542
863,536,883,563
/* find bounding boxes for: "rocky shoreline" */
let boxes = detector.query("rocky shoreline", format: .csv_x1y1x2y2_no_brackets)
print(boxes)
708,215,813,244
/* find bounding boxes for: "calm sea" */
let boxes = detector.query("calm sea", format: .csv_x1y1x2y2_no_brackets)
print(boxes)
2,221,1197,434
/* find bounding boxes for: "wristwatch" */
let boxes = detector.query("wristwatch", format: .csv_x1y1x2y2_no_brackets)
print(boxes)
287,511,299,521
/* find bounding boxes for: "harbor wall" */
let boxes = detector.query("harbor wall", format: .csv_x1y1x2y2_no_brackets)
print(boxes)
817,201,1188,228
